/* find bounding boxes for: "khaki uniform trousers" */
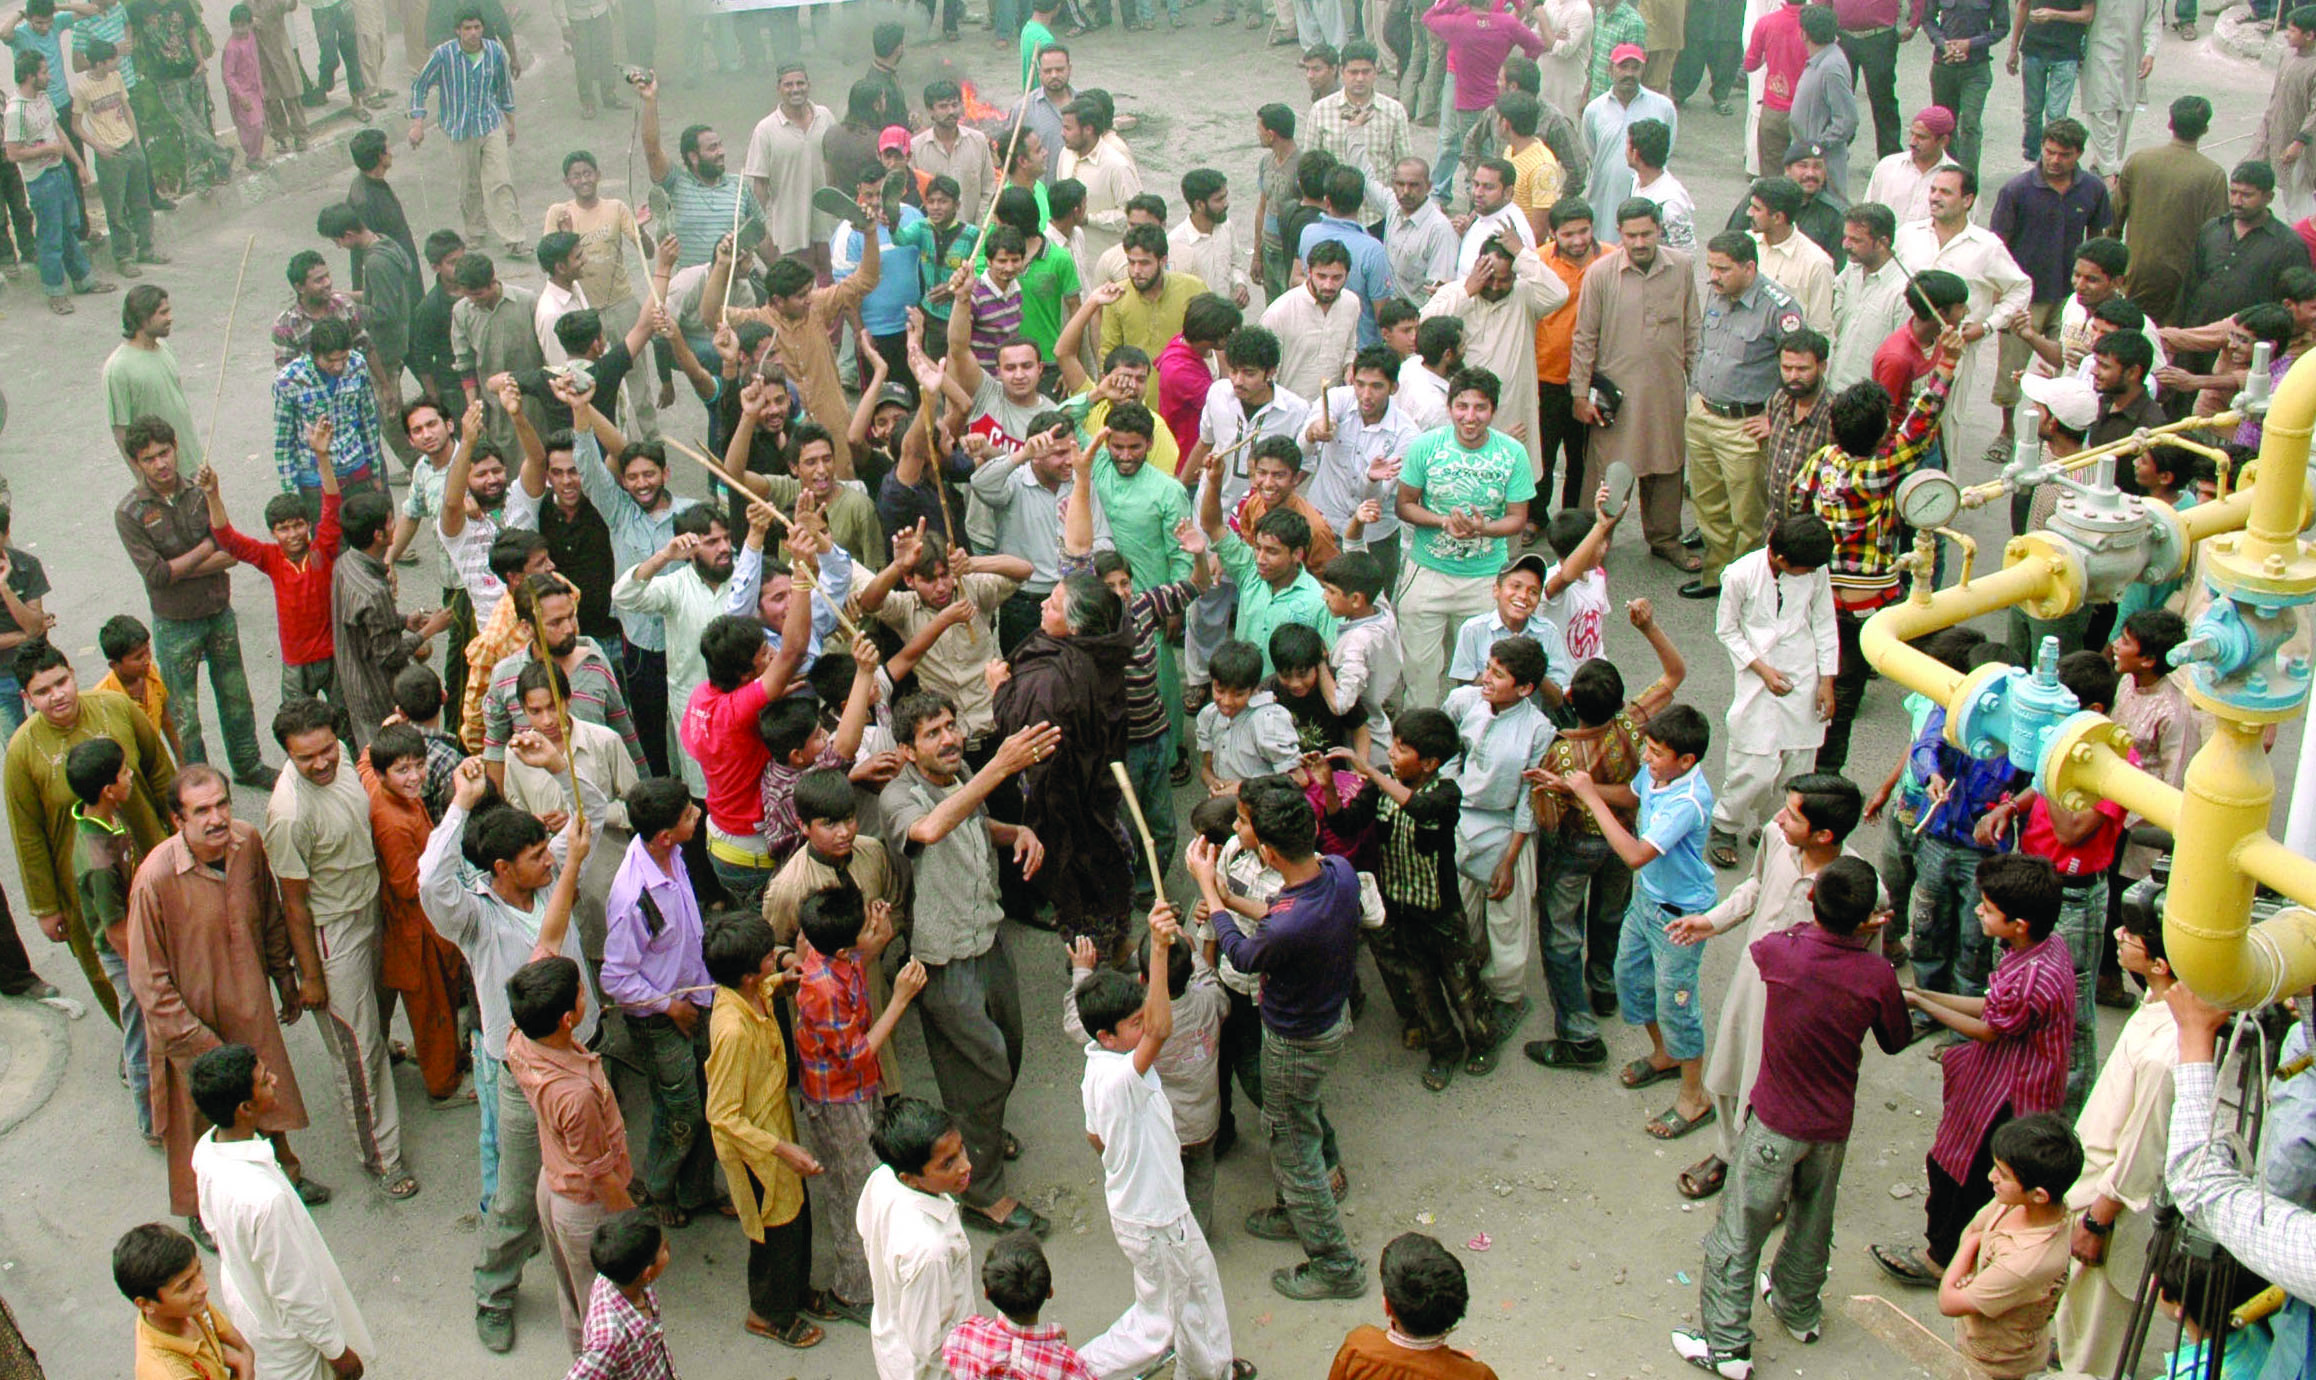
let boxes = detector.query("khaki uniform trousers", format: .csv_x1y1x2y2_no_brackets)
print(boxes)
1685,397,1766,586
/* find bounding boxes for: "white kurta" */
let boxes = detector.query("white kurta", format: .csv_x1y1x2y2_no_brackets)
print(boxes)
2077,0,2163,171
2053,997,2179,1375
1715,547,1839,755
1863,151,1959,226
1263,284,1364,400
1894,219,2031,446
1829,257,1912,391
1418,250,1570,475
1537,0,1594,118
193,1132,374,1380
857,1164,973,1380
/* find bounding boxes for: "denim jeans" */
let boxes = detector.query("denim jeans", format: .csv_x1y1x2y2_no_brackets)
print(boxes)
1615,889,1706,1058
1927,59,1993,178
1431,99,1487,204
25,164,91,298
1260,1016,1360,1284
0,672,25,745
97,946,151,1135
1908,835,1994,996
92,144,154,265
474,1032,502,1214
151,608,265,776
2019,55,2078,160
1538,832,1632,1043
1699,1115,1849,1354
475,1051,545,1312
1123,732,1177,902
627,1009,723,1210
2054,875,2106,1120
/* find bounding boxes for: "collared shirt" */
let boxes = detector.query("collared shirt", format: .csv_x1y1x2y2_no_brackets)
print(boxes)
1197,380,1311,512
1307,92,1415,225
212,494,342,666
1197,692,1301,782
1865,151,1962,225
1931,932,2075,1180
1079,1041,1192,1229
1590,0,1649,94
1304,388,1418,540
1442,684,1551,879
742,101,835,254
1793,369,1950,603
1093,459,1193,590
860,1165,973,1380
567,1279,676,1380
659,164,756,270
1330,609,1403,762
70,802,136,956
133,1306,236,1380
910,123,995,224
191,1132,372,1373
1396,357,1450,429
508,1030,632,1201
880,763,1003,963
1015,86,1071,187
1634,762,1716,910
407,37,513,140
1210,529,1340,663
1297,215,1394,346
571,432,694,651
1098,269,1207,375
115,479,231,622
271,354,384,491
704,984,807,1237
1629,170,1698,253
1752,229,1834,333
1696,277,1805,405
1454,202,1537,276
1169,218,1248,305
352,236,417,367
1762,389,1834,516
1060,136,1144,267
2185,211,2316,328
269,293,369,368
1450,608,1574,692
417,800,600,1060
1829,257,1912,390
1263,282,1364,398
1919,0,2008,60
612,561,726,794
1990,167,2114,302
1749,923,1910,1142
794,941,883,1103
533,279,588,363
2168,1059,2316,1302
1386,197,1459,306
869,574,1013,740
602,836,709,1016
968,453,1112,593
1580,86,1679,245
262,761,378,922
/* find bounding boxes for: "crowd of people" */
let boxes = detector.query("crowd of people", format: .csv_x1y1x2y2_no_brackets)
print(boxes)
3,0,2316,1375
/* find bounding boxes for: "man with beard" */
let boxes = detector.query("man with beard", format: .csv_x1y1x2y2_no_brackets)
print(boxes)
478,574,644,789
128,764,326,1251
912,79,996,226
450,252,547,460
1569,199,1702,565
1454,158,1537,273
1266,239,1363,400
613,506,737,787
1385,156,1459,310
1420,235,1568,491
1099,223,1207,402
1298,165,1395,348
1581,48,1678,247
1864,105,1962,225
1171,169,1252,310
1761,328,1833,523
1684,232,1804,600
1058,93,1144,270
720,203,880,480
1829,203,1909,391
105,285,204,474
333,491,447,745
2177,162,2316,369
1537,199,1604,512
640,74,757,272
262,697,417,1202
996,442,1138,966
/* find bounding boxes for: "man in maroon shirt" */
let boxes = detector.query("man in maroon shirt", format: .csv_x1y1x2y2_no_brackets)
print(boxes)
1674,856,1908,1378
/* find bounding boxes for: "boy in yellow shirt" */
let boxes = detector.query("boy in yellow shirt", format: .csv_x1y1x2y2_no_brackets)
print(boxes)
115,1221,254,1380
96,613,183,764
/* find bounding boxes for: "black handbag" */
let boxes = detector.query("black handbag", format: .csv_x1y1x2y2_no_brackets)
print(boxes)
1588,370,1623,428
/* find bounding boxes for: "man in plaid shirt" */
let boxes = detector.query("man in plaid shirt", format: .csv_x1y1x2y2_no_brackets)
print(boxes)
272,317,388,521
566,1211,680,1380
1791,323,1957,773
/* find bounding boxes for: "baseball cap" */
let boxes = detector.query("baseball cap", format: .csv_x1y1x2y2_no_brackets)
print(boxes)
2019,373,2099,433
875,382,914,411
1609,42,1646,65
878,125,910,155
1502,552,1550,582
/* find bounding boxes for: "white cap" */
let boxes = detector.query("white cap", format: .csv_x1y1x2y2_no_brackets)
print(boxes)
2018,373,2100,434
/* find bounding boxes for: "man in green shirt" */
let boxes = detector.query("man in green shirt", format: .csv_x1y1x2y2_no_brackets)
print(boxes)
1198,444,1339,671
1085,402,1191,590
1018,0,1060,90
67,736,147,1132
1394,365,1535,707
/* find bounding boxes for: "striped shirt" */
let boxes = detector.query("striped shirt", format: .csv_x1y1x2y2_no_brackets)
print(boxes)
967,272,1024,368
1123,580,1198,743
1930,932,2074,1180
659,166,756,271
408,38,513,142
1366,776,1461,912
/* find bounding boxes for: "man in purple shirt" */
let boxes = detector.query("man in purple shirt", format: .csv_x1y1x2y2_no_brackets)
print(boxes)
599,777,722,1225
1188,776,1365,1303
1673,857,1909,1377
1423,0,1545,204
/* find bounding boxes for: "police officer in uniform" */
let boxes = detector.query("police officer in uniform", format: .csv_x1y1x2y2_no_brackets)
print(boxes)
1681,230,1803,599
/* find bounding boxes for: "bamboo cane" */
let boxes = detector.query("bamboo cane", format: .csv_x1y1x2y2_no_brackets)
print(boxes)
1110,760,1168,910
524,583,586,829
202,235,259,466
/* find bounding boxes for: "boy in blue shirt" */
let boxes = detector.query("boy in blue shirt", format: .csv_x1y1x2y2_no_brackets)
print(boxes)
1545,703,1719,1141
1907,641,2030,1001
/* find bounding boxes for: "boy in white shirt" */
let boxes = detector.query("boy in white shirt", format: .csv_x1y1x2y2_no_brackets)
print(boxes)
857,1096,976,1380
1073,904,1251,1380
1540,497,1618,665
1708,514,1839,870
1317,552,1403,767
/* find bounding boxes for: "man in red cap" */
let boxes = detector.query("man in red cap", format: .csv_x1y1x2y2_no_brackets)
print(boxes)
1579,43,1678,246
1864,105,1961,224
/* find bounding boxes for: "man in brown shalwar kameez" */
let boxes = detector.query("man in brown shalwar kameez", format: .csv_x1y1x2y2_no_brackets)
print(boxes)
126,764,331,1243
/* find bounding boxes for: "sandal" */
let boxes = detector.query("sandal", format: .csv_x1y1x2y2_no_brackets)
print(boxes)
1525,1037,1608,1067
1620,1056,1680,1089
379,1169,421,1200
745,1313,825,1348
1869,1242,1942,1287
1677,1154,1727,1199
1463,1040,1499,1077
1422,1056,1454,1091
1645,1102,1717,1140
2179,19,2197,36
1229,1362,1259,1379
1401,1026,1427,1050
46,296,72,315
1707,838,1739,869
1982,436,2019,467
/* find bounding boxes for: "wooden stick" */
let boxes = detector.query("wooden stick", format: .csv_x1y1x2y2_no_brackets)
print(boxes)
663,434,781,516
202,234,258,465
791,558,864,646
1110,759,1168,910
717,172,747,317
525,588,587,830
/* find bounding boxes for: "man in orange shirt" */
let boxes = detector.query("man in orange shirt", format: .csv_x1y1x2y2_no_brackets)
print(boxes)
357,723,467,1104
1536,198,1603,513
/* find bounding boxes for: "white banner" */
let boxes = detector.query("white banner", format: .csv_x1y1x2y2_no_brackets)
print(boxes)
702,0,854,12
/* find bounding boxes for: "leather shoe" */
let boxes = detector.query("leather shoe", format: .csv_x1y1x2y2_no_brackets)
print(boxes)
1678,579,1721,599
965,1201,1050,1237
1271,1263,1367,1300
1681,527,1705,549
476,1306,515,1353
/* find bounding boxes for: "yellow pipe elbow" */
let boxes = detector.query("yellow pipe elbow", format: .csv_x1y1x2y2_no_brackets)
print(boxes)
1858,556,2065,706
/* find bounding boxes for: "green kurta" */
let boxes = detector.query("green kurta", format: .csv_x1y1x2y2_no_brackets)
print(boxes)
1090,460,1193,591
1212,529,1340,673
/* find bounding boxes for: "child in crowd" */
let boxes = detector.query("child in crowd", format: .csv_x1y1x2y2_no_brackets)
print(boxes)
506,934,634,1358
357,724,468,1106
1981,650,2129,1117
220,5,266,168
1672,856,1908,1380
759,634,881,866
1523,599,1685,1069
2107,608,2197,998
1269,623,1361,755
1905,641,2029,999
1376,298,1422,360
1064,921,1228,1237
199,459,343,711
1862,627,1987,968
97,613,183,764
115,1220,253,1380
1875,854,2075,1291
1094,541,1210,903
1539,495,1618,665
1327,1233,1498,1379
1326,709,1488,1090
1442,635,1555,1059
764,767,903,952
388,663,464,822
1448,554,1570,709
859,1097,976,1379
1676,773,1869,1201
792,882,927,1317
1197,640,1300,794
1070,904,1250,1380
67,737,145,1125
1707,515,1837,871
568,1211,678,1380
2149,1240,2273,1380
1542,704,1718,1141
1315,551,1401,766
1235,437,1341,572
1935,1113,2085,1380
941,1232,1100,1380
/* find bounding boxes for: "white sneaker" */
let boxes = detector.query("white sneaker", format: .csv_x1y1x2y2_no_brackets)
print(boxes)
1757,1272,1822,1344
1671,1328,1753,1379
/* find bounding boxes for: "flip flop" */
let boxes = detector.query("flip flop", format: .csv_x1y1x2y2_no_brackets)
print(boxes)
1645,1102,1716,1140
1602,460,1635,519
1870,1242,1942,1287
1620,1056,1681,1089
812,186,871,228
1677,1155,1727,1199
745,1314,825,1348
379,1169,421,1200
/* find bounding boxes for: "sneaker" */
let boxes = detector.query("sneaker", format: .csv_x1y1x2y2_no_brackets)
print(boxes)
1244,1205,1297,1241
1671,1328,1752,1378
1758,1272,1821,1343
476,1305,515,1353
1270,1262,1366,1300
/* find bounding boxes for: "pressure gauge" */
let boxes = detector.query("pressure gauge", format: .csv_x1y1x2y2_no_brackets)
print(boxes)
1896,470,1963,530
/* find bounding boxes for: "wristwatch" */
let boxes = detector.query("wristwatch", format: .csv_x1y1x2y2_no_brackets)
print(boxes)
2083,1216,2114,1238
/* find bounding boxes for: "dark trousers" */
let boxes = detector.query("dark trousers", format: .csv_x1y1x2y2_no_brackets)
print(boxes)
1672,29,1741,101
1538,379,1589,511
745,1170,814,1324
1927,59,1992,180
0,887,42,995
1924,1102,2011,1266
630,1011,722,1210
1841,27,1903,160
622,641,672,779
312,2,367,94
1371,901,1492,1057
1814,607,1874,773
0,158,35,267
919,0,966,33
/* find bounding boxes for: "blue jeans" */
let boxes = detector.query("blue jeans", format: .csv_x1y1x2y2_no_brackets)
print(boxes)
2054,875,2106,1120
1537,832,1632,1043
628,1009,723,1209
0,672,25,744
151,608,265,776
1260,1017,1360,1283
2019,55,2078,160
1615,890,1706,1059
1431,74,1486,205
1699,1115,1849,1354
25,164,90,298
97,946,151,1135
1123,732,1177,903
1908,835,1994,996
474,1032,502,1214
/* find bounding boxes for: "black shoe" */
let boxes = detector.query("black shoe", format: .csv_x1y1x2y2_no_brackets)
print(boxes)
476,1306,514,1353
1590,990,1619,1018
1490,996,1531,1041
1681,527,1705,549
1524,1037,1609,1067
1678,579,1721,600
2,978,59,1000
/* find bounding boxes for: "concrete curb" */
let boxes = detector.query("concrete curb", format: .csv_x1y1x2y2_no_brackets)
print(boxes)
0,997,69,1142
2215,3,2282,62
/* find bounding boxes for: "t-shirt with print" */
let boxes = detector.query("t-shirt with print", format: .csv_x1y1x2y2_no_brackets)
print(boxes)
1399,426,1537,579
1634,762,1715,911
1542,561,1608,662
966,375,1055,458
75,68,133,150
